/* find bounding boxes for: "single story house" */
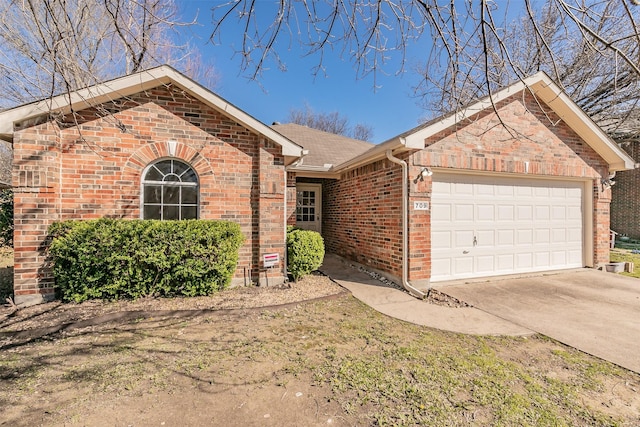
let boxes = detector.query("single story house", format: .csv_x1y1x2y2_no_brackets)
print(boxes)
0,66,634,305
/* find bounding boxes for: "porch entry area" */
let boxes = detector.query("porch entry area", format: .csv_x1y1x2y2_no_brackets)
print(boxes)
295,183,322,233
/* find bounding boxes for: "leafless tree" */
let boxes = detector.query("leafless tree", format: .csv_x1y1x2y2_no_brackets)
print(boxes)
287,104,374,141
208,0,640,131
0,0,208,109
421,2,640,140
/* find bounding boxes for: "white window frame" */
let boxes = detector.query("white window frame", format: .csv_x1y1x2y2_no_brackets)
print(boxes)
140,158,199,220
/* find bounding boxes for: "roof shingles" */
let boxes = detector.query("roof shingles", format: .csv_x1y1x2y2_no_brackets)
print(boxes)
271,123,373,168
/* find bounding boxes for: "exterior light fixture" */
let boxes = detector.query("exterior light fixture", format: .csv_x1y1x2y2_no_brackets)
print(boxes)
421,167,433,177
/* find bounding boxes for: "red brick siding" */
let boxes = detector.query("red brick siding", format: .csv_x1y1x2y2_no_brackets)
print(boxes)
13,122,60,301
322,91,612,283
286,172,297,227
12,84,286,304
611,142,640,239
323,159,404,278
413,92,611,270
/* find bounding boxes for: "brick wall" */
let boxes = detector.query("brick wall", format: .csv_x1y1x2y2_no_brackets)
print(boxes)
323,159,404,278
12,84,286,305
321,90,612,284
414,92,611,270
611,141,640,239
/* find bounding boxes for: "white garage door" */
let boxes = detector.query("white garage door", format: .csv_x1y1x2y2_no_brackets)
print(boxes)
431,174,584,282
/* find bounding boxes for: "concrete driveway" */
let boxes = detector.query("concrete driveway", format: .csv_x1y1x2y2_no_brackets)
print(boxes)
435,269,640,374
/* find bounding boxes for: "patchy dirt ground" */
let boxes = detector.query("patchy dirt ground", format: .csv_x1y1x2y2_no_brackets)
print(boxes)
1,271,640,426
0,252,640,426
0,272,345,336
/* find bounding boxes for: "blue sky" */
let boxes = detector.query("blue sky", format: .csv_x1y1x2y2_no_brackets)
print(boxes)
176,2,429,143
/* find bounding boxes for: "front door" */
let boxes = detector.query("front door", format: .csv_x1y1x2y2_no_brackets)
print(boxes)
295,183,322,233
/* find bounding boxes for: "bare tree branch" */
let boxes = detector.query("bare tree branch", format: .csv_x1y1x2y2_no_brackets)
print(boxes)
286,103,374,141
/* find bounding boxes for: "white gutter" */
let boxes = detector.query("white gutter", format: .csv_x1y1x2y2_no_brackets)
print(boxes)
386,148,427,299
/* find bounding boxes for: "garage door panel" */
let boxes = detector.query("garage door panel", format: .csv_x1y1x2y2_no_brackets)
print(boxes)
497,254,515,271
454,257,473,275
476,183,495,195
454,182,474,195
431,204,452,221
432,258,452,277
551,228,567,241
497,205,514,220
517,229,533,244
432,230,452,249
454,230,474,247
567,228,582,242
497,229,514,245
552,206,566,220
535,228,550,243
476,204,495,221
455,204,474,220
535,187,550,197
517,205,533,220
431,174,584,282
568,206,581,219
535,206,550,220
516,253,533,269
535,252,551,267
476,255,495,273
432,204,452,222
551,251,567,265
476,230,495,247
567,250,582,264
513,186,530,197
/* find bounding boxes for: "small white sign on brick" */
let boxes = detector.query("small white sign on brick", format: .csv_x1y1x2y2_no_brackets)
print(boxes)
263,253,280,268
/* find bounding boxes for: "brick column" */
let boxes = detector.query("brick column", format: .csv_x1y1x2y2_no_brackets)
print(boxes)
13,124,61,306
257,140,286,285
407,159,432,287
593,180,612,267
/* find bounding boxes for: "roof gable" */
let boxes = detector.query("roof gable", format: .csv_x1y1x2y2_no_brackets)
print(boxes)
0,65,304,158
336,72,636,173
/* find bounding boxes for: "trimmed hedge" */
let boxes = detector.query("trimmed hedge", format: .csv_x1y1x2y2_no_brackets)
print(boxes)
48,219,244,302
287,227,325,281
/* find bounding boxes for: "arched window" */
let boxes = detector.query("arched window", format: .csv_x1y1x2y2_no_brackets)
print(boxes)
142,159,198,220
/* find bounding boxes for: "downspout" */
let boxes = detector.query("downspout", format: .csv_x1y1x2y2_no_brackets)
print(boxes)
386,148,427,299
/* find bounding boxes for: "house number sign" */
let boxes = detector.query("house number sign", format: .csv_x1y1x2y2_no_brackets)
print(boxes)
414,201,430,211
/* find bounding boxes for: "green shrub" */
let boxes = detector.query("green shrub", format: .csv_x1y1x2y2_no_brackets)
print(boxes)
286,228,325,281
48,218,244,302
0,190,12,247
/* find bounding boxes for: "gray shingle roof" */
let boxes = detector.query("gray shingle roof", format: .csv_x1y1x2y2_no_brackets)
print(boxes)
271,123,374,168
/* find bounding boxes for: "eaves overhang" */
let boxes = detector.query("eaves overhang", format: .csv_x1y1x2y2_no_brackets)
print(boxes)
0,65,305,158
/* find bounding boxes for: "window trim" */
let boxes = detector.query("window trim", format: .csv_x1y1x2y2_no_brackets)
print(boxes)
140,158,200,220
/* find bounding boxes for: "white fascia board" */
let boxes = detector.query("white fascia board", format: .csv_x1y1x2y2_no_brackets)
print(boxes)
0,68,174,137
526,75,636,172
405,78,532,145
287,164,334,173
402,71,634,172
